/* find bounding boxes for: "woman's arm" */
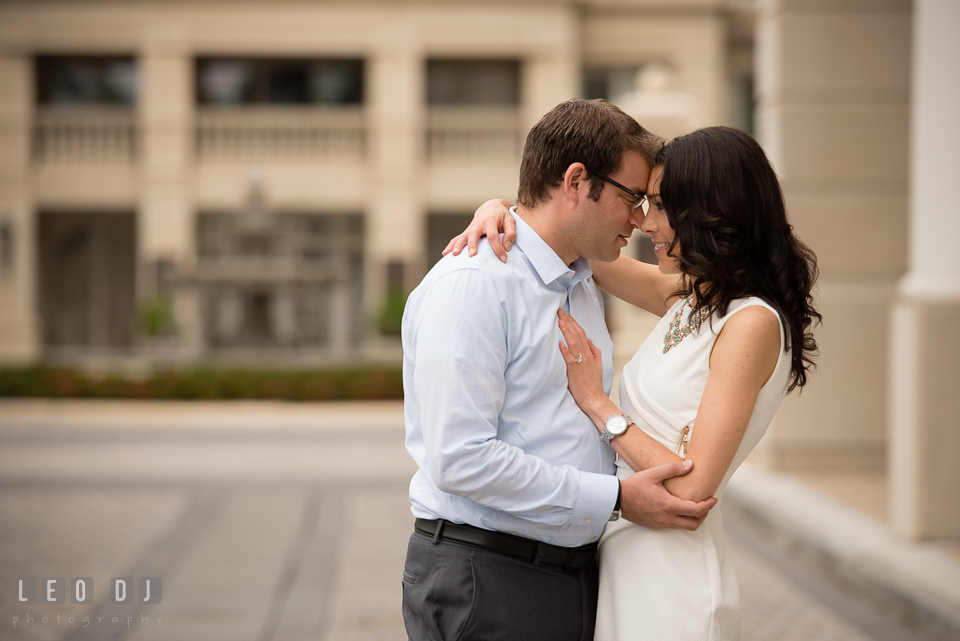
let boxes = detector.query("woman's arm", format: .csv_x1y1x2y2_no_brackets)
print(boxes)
445,200,681,316
589,255,681,317
559,305,781,502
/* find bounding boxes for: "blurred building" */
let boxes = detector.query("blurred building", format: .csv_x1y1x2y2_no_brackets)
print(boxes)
0,0,957,542
0,0,753,365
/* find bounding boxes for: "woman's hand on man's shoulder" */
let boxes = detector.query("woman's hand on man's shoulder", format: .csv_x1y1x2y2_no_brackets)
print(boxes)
443,199,517,263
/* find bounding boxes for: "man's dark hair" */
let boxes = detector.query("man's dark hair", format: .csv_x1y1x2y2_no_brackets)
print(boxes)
517,99,662,208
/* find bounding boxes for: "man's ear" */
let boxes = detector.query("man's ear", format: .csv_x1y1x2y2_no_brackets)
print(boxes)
562,163,589,204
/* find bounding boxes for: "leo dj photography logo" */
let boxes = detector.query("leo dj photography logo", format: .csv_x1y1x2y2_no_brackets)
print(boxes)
13,578,163,629
16,577,161,605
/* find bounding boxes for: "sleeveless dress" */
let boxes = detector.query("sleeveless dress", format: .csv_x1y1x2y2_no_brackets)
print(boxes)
595,296,791,641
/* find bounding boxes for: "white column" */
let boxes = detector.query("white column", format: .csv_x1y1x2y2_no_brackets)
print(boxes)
139,38,200,353
521,10,578,132
898,0,960,299
674,14,727,128
889,0,960,539
0,54,39,363
366,44,425,319
750,0,911,471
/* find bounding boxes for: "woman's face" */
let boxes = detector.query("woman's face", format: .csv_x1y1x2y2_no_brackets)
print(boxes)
640,165,680,274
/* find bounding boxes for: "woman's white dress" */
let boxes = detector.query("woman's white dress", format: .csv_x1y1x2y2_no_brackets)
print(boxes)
596,296,791,641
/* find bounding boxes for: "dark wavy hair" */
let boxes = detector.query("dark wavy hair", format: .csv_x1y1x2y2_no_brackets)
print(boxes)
655,126,821,391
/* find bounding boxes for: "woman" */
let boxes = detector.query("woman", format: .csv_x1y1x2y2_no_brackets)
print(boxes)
445,126,821,640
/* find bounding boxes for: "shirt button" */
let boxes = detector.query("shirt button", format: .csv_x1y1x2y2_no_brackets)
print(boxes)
590,537,597,542
584,518,591,524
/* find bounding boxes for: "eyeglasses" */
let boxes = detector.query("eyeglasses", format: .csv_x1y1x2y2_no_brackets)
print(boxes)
594,173,647,212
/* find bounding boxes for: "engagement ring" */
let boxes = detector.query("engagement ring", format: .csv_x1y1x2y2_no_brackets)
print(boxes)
575,353,583,363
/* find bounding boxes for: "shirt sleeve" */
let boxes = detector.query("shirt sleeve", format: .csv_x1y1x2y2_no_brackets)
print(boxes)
410,268,618,526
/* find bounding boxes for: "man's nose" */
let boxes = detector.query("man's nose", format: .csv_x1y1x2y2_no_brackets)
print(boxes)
638,210,652,232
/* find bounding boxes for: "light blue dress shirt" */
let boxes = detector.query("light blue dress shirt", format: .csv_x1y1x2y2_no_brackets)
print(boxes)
402,211,619,547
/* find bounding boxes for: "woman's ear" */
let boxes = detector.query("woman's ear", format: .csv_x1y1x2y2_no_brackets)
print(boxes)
562,163,589,204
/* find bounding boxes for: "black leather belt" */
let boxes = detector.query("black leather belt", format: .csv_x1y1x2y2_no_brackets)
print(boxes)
414,518,598,571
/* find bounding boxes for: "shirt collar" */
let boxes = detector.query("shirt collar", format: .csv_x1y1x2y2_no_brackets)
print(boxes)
511,208,593,286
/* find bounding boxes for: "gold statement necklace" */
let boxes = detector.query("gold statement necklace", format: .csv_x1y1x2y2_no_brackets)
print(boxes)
663,297,709,354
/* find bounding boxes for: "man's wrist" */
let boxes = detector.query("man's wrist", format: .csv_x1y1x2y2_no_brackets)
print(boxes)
609,480,623,521
574,471,621,526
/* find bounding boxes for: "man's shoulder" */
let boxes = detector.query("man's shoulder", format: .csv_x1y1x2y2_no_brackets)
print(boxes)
403,241,523,343
415,239,522,296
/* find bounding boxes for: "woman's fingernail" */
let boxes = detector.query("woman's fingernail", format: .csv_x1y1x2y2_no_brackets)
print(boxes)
499,254,507,263
504,241,512,251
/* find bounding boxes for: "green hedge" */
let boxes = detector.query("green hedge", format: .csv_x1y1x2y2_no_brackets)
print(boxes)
0,367,403,401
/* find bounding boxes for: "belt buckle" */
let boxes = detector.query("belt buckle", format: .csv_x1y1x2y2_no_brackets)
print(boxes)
432,519,446,545
532,541,545,567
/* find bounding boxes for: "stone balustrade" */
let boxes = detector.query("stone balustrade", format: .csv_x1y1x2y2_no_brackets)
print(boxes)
425,106,521,162
32,108,138,164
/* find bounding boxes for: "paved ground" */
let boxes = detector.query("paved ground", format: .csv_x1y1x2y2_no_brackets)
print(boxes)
0,401,943,641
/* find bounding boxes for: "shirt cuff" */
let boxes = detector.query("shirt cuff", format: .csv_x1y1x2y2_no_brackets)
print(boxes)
571,471,621,526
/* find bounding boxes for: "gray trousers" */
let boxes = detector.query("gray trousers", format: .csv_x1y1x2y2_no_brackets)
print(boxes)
401,530,599,641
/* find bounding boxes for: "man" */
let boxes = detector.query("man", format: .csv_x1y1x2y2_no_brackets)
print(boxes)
401,99,715,641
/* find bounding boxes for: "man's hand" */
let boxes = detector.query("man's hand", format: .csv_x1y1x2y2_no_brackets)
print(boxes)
619,460,717,531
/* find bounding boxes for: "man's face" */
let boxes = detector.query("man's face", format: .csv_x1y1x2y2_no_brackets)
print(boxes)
572,150,650,262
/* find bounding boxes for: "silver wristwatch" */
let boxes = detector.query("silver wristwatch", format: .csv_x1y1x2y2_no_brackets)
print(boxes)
600,413,634,444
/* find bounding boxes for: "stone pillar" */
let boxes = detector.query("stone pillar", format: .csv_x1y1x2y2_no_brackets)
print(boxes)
0,53,39,363
366,44,425,329
675,14,727,128
521,10,578,131
139,38,200,353
889,0,960,539
751,0,912,470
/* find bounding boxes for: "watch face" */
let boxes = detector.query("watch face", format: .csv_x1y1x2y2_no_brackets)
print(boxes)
606,414,629,436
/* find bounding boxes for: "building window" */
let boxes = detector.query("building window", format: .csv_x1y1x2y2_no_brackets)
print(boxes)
32,56,138,164
36,56,137,105
425,60,521,162
427,59,520,105
195,58,366,161
582,67,638,103
426,214,474,270
196,58,364,105
38,212,136,349
729,76,755,136
0,219,13,272
196,212,364,350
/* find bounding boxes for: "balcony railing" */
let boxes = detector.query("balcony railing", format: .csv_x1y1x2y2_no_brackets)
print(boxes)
426,106,521,162
195,107,366,162
30,106,519,166
32,108,138,164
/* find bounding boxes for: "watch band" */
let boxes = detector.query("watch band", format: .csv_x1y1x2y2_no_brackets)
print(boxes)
600,413,634,445
609,480,622,522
